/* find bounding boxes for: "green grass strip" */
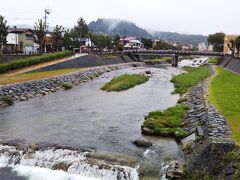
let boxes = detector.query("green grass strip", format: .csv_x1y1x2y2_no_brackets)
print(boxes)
143,105,189,139
209,67,240,145
171,66,210,95
101,73,149,92
0,50,72,73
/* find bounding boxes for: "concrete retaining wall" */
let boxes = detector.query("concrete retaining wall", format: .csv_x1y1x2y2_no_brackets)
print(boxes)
30,55,133,72
219,55,240,74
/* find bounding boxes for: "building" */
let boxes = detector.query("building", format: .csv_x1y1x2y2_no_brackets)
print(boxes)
120,37,144,49
198,42,207,51
6,28,39,54
224,35,239,54
182,44,193,50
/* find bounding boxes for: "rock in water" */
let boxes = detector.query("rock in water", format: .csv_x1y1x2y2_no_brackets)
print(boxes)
133,138,152,148
145,70,152,75
166,160,183,179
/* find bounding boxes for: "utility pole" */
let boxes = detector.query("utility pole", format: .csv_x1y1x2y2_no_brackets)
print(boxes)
44,9,50,53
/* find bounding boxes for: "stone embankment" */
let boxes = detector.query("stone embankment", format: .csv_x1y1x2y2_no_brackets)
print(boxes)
182,82,231,139
0,63,141,103
179,66,237,178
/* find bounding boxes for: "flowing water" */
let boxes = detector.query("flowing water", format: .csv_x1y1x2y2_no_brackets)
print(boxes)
0,65,186,180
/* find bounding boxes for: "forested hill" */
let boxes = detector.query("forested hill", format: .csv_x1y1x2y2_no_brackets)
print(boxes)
88,18,151,38
88,18,207,46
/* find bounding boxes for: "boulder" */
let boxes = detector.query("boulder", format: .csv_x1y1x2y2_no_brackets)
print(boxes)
166,160,183,179
145,70,152,75
133,138,152,148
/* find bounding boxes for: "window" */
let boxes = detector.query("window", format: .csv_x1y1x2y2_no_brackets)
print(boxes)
26,34,33,40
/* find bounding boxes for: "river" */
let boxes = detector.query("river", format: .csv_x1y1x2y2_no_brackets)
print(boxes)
0,64,189,180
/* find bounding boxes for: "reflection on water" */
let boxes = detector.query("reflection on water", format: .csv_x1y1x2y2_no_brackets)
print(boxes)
0,66,185,179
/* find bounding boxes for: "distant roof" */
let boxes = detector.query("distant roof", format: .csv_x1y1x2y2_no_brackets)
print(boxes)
120,36,139,41
8,28,34,33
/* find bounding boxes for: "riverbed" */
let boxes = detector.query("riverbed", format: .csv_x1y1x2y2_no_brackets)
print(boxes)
0,65,184,180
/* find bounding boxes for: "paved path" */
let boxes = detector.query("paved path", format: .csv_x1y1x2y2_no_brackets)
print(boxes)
3,53,87,76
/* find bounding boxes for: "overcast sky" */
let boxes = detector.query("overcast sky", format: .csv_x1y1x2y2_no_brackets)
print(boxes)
0,0,239,35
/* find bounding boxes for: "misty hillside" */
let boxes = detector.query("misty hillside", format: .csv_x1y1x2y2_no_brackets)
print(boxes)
152,31,207,46
88,18,152,38
88,18,207,46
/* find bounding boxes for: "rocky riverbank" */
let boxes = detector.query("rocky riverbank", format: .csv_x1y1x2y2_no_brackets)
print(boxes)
179,65,238,178
0,62,142,104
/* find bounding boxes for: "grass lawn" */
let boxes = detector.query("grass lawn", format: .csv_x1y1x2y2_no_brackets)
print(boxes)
171,66,210,95
0,68,84,85
101,73,149,92
209,67,240,144
143,105,189,139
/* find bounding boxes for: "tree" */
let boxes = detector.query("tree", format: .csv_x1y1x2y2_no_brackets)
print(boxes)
153,40,181,50
63,29,72,50
74,17,89,46
91,33,112,53
69,28,79,48
235,36,240,57
0,15,8,55
141,38,153,49
113,34,120,50
227,39,235,56
52,25,64,52
207,32,225,52
34,19,45,53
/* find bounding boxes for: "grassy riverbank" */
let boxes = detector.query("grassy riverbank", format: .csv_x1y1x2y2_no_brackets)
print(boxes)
143,105,189,139
208,57,220,64
171,66,210,95
0,51,72,73
209,67,240,144
0,68,84,85
144,57,172,65
101,73,149,92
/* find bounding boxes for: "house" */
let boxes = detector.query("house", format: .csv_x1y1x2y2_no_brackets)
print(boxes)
6,28,39,54
224,35,238,54
120,37,144,49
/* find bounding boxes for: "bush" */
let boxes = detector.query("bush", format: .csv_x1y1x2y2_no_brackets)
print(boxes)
101,73,149,92
61,82,73,90
0,50,72,73
0,96,14,105
143,105,189,140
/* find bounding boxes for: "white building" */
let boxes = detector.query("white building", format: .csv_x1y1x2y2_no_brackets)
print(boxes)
120,37,144,49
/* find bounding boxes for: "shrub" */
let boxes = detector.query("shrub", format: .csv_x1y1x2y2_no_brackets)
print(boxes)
0,50,72,73
101,73,149,92
61,82,73,90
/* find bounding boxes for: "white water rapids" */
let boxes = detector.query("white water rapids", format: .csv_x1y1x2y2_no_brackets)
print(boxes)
0,144,139,180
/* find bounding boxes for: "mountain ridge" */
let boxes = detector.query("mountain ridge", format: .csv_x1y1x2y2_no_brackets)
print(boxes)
88,18,207,46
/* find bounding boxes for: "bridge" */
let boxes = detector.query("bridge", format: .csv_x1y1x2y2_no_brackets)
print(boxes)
117,50,224,67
